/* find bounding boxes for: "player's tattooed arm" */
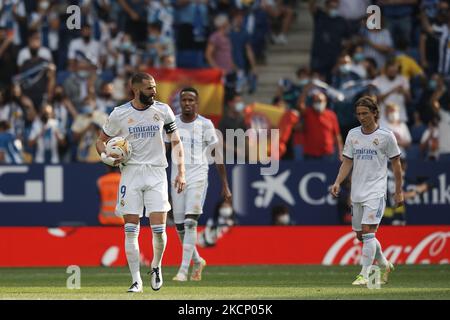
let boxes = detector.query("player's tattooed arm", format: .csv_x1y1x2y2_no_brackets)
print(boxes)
168,130,186,193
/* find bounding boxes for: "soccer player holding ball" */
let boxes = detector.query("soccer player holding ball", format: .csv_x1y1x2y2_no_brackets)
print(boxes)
331,96,404,286
96,73,186,293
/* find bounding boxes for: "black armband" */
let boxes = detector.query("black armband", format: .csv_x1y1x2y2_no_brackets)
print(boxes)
164,121,177,134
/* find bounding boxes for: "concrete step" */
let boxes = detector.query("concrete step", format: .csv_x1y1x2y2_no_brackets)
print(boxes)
245,0,313,105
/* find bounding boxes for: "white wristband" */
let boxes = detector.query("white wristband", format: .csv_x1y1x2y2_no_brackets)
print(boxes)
101,152,118,167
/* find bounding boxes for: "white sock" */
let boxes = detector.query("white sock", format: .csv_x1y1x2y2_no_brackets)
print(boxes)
360,233,376,278
151,224,167,269
124,223,141,284
375,238,388,267
180,218,198,274
176,227,201,264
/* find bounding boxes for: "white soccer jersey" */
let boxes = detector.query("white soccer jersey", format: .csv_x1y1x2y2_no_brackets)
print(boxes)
343,126,401,203
169,115,219,183
103,100,176,167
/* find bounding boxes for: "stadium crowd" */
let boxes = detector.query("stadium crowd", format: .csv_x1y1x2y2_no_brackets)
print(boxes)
0,0,296,164
276,0,450,163
0,0,449,165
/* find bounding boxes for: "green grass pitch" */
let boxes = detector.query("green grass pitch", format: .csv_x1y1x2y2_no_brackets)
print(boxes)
0,265,449,300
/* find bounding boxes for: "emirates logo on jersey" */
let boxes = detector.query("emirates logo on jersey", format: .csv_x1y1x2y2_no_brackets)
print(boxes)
373,138,379,146
153,114,160,122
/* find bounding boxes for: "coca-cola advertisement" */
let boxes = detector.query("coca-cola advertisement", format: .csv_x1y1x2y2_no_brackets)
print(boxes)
0,226,448,266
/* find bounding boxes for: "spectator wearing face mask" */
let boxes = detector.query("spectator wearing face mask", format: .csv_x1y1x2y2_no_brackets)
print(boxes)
373,58,411,123
219,92,248,163
27,103,65,163
420,116,440,161
95,81,117,115
298,89,343,162
271,204,293,225
16,30,55,110
274,66,311,109
350,45,369,79
419,0,449,75
145,22,175,68
216,199,235,227
430,79,450,161
331,53,361,89
381,103,412,158
71,96,107,163
196,198,236,248
67,23,102,74
309,0,350,82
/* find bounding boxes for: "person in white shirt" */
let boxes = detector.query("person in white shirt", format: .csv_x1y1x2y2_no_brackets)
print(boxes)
28,104,65,163
96,72,186,293
16,30,53,68
380,103,412,157
373,59,411,123
168,87,232,282
68,23,102,74
331,95,404,286
420,117,440,161
428,77,450,161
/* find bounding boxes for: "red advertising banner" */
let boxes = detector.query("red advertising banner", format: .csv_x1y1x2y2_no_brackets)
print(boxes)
0,226,448,267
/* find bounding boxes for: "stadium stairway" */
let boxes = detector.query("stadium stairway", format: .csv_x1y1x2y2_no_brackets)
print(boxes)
243,1,312,105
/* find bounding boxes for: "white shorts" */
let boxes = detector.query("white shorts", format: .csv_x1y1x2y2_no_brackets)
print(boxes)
115,165,171,217
171,179,208,224
351,197,386,231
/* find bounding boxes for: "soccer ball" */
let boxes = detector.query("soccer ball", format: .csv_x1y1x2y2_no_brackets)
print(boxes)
105,137,132,163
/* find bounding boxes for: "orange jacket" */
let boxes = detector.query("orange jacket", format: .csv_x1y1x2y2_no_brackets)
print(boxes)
97,172,124,226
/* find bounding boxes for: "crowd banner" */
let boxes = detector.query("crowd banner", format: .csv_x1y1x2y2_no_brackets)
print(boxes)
243,102,299,159
146,67,224,126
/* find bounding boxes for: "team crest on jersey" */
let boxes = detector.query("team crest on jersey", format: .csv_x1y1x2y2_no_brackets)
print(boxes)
373,138,379,146
120,200,125,207
153,114,160,122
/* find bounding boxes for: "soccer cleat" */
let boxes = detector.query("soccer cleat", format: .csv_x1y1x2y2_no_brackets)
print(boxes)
190,258,206,281
352,274,368,286
380,262,395,284
149,267,163,291
172,272,188,282
127,281,143,293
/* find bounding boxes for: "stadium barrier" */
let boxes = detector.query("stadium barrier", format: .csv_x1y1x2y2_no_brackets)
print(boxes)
0,226,448,266
0,161,449,226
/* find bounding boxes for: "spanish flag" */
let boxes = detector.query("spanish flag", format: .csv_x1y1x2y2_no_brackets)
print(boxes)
243,103,299,159
147,68,224,126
